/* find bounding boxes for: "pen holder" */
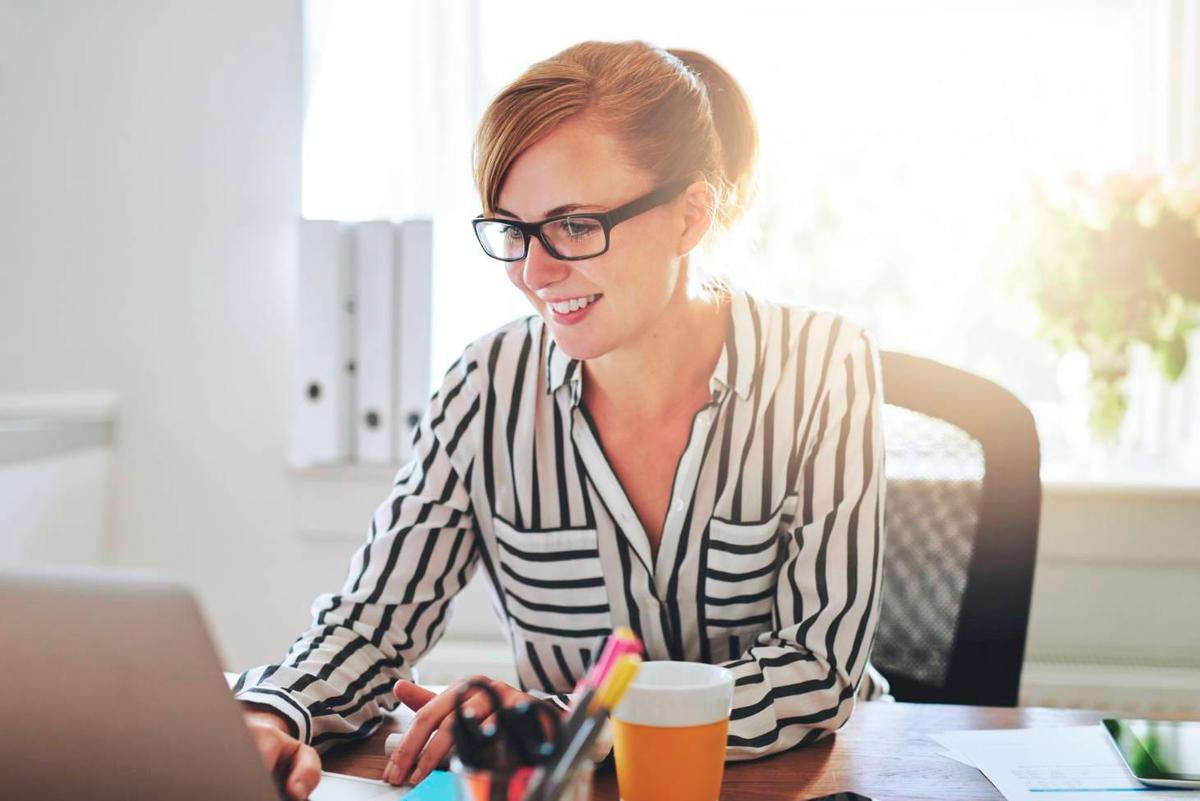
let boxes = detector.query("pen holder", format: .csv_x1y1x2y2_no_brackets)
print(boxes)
449,756,593,801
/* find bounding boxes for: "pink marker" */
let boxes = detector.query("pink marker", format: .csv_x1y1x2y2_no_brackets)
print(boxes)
576,628,642,692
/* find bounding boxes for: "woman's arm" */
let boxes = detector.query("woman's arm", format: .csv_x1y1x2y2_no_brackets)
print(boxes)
721,323,886,760
234,352,484,751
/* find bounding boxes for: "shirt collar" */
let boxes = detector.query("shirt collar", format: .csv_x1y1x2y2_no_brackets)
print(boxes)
544,335,582,402
709,286,756,401
543,286,758,403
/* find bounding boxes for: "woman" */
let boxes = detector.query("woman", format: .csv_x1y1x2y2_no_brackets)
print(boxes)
237,40,886,799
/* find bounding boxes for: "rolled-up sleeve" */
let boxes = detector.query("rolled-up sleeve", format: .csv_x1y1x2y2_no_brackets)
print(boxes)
721,324,886,760
234,352,483,751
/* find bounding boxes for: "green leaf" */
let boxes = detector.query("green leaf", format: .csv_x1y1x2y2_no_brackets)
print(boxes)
1155,335,1189,382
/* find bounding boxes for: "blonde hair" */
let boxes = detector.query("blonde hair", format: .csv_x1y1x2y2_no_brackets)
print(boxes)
473,41,758,232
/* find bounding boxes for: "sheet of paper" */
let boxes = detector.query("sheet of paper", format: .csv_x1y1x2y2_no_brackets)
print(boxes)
934,746,976,768
931,726,1200,801
310,772,407,801
310,770,455,801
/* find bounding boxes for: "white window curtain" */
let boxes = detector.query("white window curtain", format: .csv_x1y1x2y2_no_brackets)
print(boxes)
302,0,530,377
302,0,1200,478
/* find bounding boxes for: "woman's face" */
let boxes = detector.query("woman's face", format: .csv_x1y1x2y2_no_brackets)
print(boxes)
494,115,690,361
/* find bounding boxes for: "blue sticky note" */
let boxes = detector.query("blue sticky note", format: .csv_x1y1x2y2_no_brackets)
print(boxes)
404,770,456,800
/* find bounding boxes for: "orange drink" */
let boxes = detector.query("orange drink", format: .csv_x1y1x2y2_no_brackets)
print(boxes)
610,661,734,801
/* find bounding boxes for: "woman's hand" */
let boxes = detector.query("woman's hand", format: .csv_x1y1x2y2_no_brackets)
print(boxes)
242,707,322,800
383,676,541,786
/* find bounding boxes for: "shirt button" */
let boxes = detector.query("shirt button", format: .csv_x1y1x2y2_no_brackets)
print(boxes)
672,498,685,513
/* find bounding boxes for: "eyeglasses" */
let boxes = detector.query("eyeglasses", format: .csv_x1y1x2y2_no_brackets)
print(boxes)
472,178,692,262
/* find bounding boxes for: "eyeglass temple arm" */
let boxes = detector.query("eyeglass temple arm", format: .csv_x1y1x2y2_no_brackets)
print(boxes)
603,178,694,226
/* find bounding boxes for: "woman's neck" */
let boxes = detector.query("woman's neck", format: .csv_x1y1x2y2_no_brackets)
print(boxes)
582,284,729,424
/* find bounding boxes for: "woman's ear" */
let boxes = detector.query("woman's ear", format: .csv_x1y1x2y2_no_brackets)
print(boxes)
677,180,716,257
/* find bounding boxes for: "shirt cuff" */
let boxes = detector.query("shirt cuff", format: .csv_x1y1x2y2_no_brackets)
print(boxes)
236,687,314,744
528,689,573,712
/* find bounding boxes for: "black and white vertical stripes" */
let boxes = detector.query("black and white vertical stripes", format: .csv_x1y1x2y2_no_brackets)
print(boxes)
235,287,887,760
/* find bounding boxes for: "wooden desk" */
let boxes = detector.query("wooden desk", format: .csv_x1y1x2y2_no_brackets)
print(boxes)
321,702,1168,801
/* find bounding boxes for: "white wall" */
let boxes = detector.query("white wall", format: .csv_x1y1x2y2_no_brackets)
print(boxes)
0,0,348,669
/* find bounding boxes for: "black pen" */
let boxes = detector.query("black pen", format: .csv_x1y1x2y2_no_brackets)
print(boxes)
528,655,641,801
550,686,598,758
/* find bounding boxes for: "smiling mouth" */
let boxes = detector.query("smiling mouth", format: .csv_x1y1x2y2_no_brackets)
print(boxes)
546,294,602,314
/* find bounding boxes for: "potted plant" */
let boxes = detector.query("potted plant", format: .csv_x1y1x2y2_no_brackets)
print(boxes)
1028,164,1200,441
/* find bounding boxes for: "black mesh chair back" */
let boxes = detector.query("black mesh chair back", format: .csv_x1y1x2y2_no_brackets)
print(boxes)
872,352,1041,706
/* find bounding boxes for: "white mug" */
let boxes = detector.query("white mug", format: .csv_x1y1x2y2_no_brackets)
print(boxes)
610,661,735,801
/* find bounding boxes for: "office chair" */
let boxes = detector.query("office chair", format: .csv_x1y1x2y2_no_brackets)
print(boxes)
871,352,1041,707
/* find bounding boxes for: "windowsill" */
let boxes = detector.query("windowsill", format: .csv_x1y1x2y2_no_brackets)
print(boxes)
1041,469,1200,499
1041,455,1200,500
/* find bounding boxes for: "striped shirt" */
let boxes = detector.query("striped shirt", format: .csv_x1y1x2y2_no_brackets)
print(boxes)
235,286,888,760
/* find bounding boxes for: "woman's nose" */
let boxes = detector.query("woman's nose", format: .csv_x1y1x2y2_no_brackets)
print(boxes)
521,236,570,291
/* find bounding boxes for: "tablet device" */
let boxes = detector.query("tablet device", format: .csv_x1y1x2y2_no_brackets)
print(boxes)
1103,718,1200,789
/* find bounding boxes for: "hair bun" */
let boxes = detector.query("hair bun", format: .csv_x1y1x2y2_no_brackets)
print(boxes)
667,48,758,225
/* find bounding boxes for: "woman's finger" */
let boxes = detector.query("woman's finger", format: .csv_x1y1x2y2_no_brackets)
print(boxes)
393,679,437,711
383,677,488,784
408,696,504,786
406,708,462,786
283,742,322,800
245,722,286,773
390,678,509,786
383,677,539,786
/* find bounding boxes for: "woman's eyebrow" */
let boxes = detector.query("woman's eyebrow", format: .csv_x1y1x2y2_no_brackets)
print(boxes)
543,202,597,217
493,202,603,220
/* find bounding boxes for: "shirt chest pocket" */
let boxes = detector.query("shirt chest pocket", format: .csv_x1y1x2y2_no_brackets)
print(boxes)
491,516,612,641
702,503,788,650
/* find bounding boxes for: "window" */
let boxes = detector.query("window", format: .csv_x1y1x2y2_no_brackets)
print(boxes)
302,0,1200,479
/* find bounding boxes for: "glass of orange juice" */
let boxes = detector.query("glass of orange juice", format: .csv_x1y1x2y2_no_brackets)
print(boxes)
610,661,735,801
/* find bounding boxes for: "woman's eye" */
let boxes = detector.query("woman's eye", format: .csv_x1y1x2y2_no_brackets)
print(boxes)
502,225,523,241
560,218,598,239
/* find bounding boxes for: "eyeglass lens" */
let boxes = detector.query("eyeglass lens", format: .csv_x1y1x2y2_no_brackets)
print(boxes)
476,216,607,260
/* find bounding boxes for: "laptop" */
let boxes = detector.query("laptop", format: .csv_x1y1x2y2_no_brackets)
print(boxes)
0,565,284,801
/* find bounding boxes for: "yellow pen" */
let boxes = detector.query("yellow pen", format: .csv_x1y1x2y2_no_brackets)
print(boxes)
532,655,643,801
596,654,641,711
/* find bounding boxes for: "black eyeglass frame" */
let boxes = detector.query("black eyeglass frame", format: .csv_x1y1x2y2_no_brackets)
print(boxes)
472,178,693,262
